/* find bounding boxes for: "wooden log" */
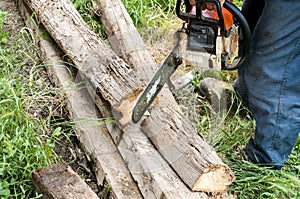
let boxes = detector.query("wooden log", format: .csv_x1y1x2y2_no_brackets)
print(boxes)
16,1,207,197
95,0,235,193
80,69,235,198
140,107,234,192
22,0,235,193
16,1,206,197
32,163,99,199
39,39,143,199
118,124,217,199
95,0,180,110
16,1,143,198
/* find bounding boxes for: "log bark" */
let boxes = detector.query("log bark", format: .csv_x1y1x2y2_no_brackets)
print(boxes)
118,124,212,199
16,1,143,198
39,39,143,199
96,0,234,192
32,163,99,199
17,0,208,197
22,0,234,193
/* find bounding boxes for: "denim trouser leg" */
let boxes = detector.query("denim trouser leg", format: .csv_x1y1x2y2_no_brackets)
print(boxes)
237,0,300,169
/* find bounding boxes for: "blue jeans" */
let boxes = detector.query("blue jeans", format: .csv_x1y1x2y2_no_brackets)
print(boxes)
235,0,300,169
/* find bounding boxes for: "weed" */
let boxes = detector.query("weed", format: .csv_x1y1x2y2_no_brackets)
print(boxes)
0,11,66,198
121,0,177,28
71,0,106,39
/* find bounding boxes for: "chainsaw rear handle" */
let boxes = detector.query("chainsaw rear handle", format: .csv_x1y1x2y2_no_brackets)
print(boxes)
176,0,251,70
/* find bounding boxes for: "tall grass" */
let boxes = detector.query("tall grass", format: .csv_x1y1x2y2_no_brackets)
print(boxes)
0,11,63,198
71,0,178,38
121,0,176,27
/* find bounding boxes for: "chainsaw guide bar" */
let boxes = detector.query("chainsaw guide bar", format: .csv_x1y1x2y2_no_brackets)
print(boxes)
131,0,251,123
132,45,182,123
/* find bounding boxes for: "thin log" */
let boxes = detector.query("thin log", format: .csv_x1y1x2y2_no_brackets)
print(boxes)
22,0,234,193
39,39,143,199
32,163,99,199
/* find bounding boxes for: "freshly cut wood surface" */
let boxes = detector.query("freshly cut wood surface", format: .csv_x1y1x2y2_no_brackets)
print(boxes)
141,106,234,192
22,0,235,193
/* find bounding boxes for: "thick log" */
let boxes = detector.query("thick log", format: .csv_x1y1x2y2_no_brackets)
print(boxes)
81,71,234,198
96,0,179,110
140,107,233,192
32,163,99,199
24,0,143,117
96,0,234,193
16,1,143,198
22,0,234,193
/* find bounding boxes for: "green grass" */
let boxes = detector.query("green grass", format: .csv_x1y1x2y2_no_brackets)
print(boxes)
71,0,300,198
191,71,300,198
0,11,65,198
121,0,176,28
232,0,244,8
72,0,106,39
71,0,178,39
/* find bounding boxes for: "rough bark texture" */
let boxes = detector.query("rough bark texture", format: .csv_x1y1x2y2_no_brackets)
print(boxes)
32,163,99,199
22,0,235,194
141,107,233,192
16,1,143,198
23,0,144,115
39,39,143,199
96,0,235,192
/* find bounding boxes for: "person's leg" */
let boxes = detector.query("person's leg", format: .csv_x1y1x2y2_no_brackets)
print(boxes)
241,0,265,33
240,0,300,169
234,0,265,103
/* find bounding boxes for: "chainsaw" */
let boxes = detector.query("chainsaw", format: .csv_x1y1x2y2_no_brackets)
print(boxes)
132,0,251,123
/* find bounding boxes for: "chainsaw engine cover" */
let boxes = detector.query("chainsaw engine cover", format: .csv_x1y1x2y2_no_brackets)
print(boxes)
178,23,239,70
187,20,217,53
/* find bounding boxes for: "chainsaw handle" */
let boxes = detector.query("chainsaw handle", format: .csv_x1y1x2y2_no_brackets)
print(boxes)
222,1,251,70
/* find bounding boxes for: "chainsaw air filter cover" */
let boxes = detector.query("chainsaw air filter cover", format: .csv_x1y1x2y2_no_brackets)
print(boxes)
187,20,217,53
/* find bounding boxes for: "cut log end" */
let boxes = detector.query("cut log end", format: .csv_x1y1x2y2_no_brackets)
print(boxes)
116,89,160,126
193,165,235,193
115,89,142,126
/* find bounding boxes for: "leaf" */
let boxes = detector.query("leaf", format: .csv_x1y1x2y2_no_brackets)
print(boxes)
52,127,62,137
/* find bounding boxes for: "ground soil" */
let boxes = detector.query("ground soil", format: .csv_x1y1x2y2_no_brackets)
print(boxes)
1,0,104,197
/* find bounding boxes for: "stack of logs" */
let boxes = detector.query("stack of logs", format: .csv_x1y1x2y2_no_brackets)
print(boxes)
17,0,235,198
